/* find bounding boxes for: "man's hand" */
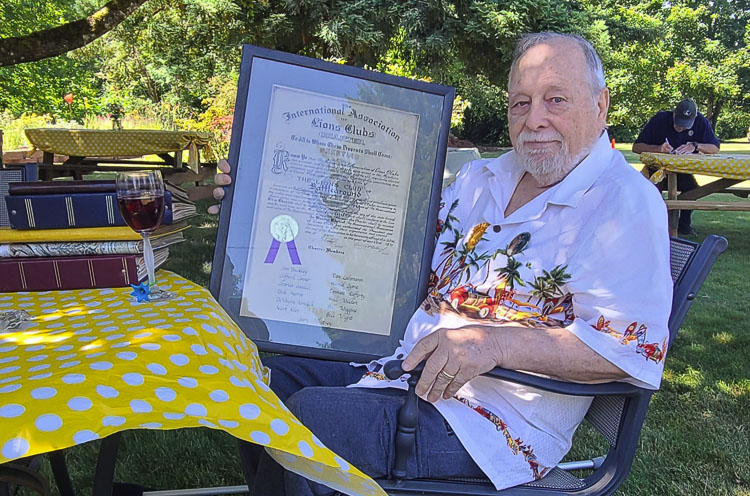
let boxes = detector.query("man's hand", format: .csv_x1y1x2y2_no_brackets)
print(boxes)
402,326,504,402
658,142,673,154
673,143,695,155
207,159,232,215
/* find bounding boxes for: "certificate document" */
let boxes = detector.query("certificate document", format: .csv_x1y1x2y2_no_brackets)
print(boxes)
239,85,420,335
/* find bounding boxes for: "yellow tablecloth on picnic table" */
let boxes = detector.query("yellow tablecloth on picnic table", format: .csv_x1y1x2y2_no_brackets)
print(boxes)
0,271,385,496
24,129,215,171
640,152,750,183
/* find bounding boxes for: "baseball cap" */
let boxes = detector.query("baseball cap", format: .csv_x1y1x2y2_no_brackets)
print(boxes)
674,99,697,129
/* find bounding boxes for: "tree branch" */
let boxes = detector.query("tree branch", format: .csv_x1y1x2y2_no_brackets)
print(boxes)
0,0,149,67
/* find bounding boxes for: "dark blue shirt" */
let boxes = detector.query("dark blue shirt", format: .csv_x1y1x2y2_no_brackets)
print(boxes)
634,111,720,149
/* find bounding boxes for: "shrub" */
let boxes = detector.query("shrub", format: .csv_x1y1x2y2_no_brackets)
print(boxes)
0,112,55,149
454,76,508,146
175,75,238,160
714,107,750,140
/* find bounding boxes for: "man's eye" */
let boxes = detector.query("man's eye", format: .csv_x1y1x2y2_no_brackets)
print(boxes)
512,101,529,108
550,97,565,104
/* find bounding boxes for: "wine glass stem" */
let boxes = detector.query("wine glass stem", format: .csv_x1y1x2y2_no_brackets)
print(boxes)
142,233,156,287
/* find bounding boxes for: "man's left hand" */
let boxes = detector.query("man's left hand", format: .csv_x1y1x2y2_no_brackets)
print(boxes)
673,143,695,155
402,326,504,402
208,159,232,215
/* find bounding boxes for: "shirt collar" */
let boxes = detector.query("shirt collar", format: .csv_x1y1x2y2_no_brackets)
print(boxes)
479,131,613,222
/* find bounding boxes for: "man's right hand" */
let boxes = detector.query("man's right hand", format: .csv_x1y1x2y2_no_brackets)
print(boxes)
208,159,232,215
658,142,673,154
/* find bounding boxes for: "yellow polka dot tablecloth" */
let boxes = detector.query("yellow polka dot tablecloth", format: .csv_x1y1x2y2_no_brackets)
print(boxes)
0,271,385,496
24,129,215,171
640,152,750,183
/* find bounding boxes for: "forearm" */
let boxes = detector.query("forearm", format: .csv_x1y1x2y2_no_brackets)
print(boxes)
632,143,662,154
404,322,630,402
494,325,628,383
697,143,719,154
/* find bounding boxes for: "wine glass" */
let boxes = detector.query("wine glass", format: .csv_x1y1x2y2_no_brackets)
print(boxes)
116,170,174,300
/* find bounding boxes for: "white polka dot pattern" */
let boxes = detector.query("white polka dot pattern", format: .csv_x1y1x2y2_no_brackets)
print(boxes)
0,271,384,496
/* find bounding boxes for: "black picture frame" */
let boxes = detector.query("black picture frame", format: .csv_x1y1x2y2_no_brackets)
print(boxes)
210,45,454,363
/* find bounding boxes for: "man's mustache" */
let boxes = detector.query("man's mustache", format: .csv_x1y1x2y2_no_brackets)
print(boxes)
517,131,564,145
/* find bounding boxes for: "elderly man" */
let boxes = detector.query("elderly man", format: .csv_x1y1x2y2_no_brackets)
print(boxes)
211,32,672,493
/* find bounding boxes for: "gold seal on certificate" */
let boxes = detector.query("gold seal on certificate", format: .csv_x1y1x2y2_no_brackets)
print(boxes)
270,215,299,243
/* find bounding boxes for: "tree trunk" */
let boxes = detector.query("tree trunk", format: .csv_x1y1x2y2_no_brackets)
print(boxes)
133,49,160,103
705,96,723,131
0,0,149,67
710,100,723,131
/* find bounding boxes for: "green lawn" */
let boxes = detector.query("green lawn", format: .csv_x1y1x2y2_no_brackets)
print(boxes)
31,143,750,495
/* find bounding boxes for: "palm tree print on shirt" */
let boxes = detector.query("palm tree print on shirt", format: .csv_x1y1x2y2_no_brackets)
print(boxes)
428,200,573,325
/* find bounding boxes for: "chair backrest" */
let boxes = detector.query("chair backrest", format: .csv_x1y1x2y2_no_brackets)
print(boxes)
0,163,38,228
667,235,727,347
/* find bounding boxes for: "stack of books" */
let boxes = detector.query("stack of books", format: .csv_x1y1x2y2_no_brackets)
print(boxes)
1,180,194,292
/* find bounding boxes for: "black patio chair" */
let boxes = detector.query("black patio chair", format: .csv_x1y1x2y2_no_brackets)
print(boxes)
376,234,728,496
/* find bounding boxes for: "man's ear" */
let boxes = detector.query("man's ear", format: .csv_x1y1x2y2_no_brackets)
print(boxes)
597,88,610,125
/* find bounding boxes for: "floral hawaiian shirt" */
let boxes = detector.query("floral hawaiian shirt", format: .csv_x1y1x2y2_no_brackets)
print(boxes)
353,132,672,490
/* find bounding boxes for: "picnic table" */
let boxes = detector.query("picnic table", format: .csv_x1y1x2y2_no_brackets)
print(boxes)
0,271,385,496
640,152,750,236
23,129,217,200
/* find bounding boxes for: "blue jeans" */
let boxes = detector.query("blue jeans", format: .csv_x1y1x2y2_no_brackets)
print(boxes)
238,356,484,495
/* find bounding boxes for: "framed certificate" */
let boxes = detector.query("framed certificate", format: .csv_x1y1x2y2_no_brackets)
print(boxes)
210,45,454,362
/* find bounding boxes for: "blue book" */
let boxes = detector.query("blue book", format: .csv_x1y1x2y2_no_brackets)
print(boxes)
4,191,174,229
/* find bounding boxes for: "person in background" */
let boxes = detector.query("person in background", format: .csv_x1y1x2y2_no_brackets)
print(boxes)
632,99,720,236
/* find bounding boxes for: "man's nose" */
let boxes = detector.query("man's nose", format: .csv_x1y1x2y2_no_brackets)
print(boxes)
525,101,550,130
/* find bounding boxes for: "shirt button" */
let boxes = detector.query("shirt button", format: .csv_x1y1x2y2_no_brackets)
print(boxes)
493,225,502,233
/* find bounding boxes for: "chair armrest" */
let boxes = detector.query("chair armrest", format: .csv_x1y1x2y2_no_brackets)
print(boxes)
383,360,645,397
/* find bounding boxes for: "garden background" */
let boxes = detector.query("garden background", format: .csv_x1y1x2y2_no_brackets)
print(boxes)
1,0,749,151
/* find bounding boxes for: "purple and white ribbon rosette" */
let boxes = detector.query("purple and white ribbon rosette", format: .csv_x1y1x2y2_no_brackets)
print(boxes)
264,214,302,265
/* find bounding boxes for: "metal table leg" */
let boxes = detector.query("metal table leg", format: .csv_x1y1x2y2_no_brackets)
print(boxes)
48,451,76,496
92,433,123,496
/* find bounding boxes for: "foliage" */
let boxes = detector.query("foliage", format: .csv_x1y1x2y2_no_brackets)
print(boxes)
0,112,54,149
175,74,238,159
454,76,508,145
597,0,750,139
0,0,136,114
0,0,149,67
0,0,748,147
716,107,750,141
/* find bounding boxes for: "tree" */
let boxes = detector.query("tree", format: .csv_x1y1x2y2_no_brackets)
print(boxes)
591,0,750,139
0,0,149,67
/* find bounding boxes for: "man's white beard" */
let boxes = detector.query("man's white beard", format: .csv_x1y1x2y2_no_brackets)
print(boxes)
514,130,587,186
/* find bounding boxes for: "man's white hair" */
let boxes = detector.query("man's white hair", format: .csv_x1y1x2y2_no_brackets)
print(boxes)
509,32,606,99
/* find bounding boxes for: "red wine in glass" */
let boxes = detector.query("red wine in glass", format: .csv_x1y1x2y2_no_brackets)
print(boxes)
118,194,165,233
116,170,173,300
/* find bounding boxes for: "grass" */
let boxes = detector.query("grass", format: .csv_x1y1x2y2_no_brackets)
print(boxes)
25,142,750,495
